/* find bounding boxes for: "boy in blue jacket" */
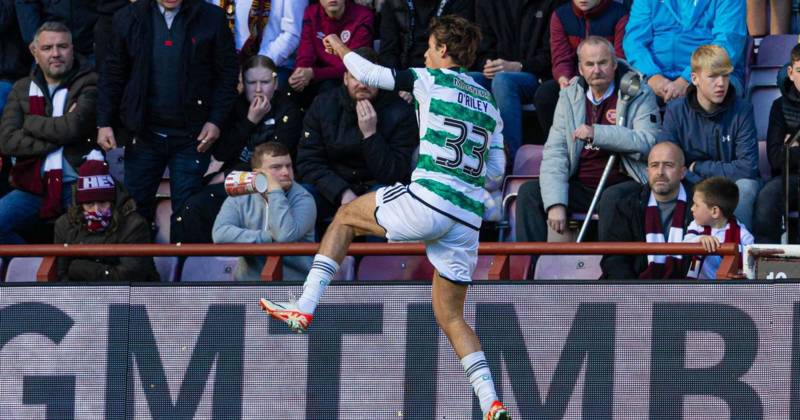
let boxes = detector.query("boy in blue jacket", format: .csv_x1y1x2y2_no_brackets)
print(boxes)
658,45,760,229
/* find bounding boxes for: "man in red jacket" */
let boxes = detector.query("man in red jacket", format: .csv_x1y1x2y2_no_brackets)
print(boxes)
289,0,373,94
533,0,628,139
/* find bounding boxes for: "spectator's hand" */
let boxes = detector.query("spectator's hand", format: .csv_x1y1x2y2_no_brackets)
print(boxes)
572,124,594,143
663,77,689,102
247,95,272,124
289,67,314,92
547,205,567,234
483,59,522,79
699,235,720,253
259,171,283,201
323,34,346,56
196,122,220,153
398,90,413,103
340,189,358,205
356,99,378,138
97,127,117,151
558,76,571,89
647,74,670,98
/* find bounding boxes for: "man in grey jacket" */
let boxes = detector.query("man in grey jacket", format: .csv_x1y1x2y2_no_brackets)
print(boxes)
212,142,316,280
516,36,660,249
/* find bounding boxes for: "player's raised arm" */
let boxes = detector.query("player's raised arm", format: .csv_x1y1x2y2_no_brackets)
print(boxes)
325,34,411,91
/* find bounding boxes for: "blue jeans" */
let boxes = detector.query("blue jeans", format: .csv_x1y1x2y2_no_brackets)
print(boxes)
469,72,540,159
733,178,761,231
0,80,13,116
124,133,210,223
0,185,73,244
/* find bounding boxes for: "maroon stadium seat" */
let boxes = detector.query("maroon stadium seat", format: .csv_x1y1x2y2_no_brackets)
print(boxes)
749,85,781,141
473,255,532,280
333,256,356,281
154,199,171,244
153,256,180,282
756,35,799,66
533,255,602,280
180,256,239,281
5,257,43,282
513,144,543,176
356,255,434,280
106,146,125,183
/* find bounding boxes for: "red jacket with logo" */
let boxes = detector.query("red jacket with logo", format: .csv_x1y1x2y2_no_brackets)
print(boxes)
295,1,374,81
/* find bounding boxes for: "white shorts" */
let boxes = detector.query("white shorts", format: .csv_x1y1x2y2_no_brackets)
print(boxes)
374,183,479,283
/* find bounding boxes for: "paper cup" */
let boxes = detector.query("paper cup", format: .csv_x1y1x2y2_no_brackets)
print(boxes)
224,171,268,196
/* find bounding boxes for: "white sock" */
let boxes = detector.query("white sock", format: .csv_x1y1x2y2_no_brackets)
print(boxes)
461,351,498,414
296,254,339,314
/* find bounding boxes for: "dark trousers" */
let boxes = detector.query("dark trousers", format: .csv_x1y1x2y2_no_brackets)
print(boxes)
124,132,210,231
172,183,227,243
754,174,798,243
516,178,641,243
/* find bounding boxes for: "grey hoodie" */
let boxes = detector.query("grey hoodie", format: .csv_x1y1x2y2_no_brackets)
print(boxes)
212,182,316,281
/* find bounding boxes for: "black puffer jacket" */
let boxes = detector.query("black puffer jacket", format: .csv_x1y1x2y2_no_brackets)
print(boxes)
379,0,474,70
53,186,159,282
96,0,238,138
296,86,418,205
15,0,97,56
474,0,564,77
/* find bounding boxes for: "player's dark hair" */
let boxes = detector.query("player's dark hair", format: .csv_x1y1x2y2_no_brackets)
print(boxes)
251,142,290,169
428,15,481,68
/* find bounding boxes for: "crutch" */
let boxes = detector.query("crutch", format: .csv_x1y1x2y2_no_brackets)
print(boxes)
576,72,642,243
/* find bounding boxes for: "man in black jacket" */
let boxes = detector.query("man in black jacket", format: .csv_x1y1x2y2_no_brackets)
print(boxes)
472,0,562,160
296,47,418,220
15,0,97,58
378,0,474,70
600,142,693,279
95,0,238,235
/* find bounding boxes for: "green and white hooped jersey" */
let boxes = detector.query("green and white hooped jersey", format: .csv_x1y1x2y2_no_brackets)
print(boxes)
406,68,505,230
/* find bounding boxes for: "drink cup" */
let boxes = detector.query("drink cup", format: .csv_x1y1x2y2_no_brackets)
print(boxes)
224,171,268,196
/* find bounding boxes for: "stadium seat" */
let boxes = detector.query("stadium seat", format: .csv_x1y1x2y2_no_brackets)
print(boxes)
153,256,180,282
533,255,602,280
333,256,356,281
499,176,536,241
106,147,125,183
356,255,434,280
156,180,171,198
180,256,239,281
5,257,43,282
513,144,544,176
473,255,532,280
154,199,171,244
756,35,799,66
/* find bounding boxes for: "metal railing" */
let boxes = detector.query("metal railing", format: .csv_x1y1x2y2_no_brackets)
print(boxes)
0,242,741,281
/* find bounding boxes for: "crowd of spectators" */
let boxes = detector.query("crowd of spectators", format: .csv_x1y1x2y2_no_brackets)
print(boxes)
0,0,796,281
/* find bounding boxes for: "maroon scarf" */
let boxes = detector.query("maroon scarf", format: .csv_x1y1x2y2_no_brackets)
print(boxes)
686,217,742,278
639,186,688,279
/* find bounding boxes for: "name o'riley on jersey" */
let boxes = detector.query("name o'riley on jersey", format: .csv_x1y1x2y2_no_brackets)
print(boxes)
457,91,490,113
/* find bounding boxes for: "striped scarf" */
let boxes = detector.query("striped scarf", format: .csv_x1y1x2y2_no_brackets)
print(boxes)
8,81,68,219
686,217,742,279
639,185,687,279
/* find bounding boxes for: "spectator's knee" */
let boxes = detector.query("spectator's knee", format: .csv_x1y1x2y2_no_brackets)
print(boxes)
491,72,516,95
517,180,541,206
735,178,761,202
